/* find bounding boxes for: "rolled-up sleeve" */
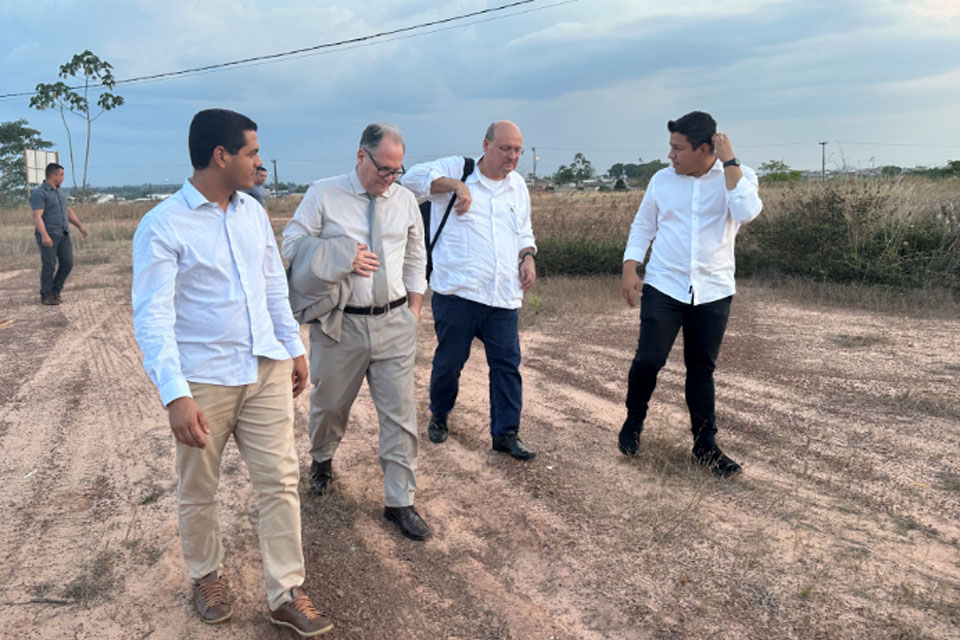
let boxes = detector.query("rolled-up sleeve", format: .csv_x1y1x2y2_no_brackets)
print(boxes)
726,166,763,224
262,214,306,358
131,218,191,406
401,156,462,198
623,178,659,263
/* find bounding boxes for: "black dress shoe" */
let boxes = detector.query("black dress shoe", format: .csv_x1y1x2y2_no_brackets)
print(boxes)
491,432,536,461
309,459,333,495
384,505,431,541
691,445,742,478
617,417,644,456
427,412,448,443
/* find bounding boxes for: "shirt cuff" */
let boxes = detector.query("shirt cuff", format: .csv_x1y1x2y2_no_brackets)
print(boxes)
282,337,307,359
623,245,649,263
159,377,193,407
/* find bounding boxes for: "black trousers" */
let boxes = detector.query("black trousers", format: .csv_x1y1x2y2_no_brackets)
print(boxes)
37,232,74,298
625,284,732,445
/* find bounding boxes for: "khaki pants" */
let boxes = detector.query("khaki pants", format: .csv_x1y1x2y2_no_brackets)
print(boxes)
177,357,303,611
308,306,418,507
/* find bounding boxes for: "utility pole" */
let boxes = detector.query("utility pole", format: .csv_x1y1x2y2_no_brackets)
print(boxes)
531,146,537,179
819,141,827,180
272,159,279,196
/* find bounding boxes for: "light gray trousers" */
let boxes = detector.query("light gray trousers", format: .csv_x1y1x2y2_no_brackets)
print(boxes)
308,305,419,506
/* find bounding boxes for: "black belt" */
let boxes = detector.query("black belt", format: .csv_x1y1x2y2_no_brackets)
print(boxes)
343,296,407,316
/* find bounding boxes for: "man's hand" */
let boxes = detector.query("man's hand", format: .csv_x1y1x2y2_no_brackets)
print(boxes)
519,255,536,291
291,355,308,398
407,293,423,319
79,225,88,239
453,181,473,215
622,260,643,308
167,396,210,449
352,243,380,277
712,133,735,164
40,235,53,248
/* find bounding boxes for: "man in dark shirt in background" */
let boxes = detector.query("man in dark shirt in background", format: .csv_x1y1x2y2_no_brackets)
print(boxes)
30,163,87,306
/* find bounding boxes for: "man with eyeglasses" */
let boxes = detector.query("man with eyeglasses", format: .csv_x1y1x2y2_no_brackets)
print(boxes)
402,120,538,461
281,123,431,541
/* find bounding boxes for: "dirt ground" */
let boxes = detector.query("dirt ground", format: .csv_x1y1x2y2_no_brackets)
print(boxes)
0,258,958,640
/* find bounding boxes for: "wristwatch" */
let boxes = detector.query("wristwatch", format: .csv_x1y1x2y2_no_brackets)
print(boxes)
722,157,740,168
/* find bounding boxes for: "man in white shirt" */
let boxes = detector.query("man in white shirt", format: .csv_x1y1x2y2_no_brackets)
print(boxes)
401,121,538,461
281,123,431,541
619,111,763,477
132,109,333,635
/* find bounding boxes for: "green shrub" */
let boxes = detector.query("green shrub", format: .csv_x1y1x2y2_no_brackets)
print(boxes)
536,238,625,276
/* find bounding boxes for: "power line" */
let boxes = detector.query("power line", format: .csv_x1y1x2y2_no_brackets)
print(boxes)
0,0,549,101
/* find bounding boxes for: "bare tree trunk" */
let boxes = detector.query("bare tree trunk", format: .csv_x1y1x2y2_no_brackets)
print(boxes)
81,77,91,201
59,105,78,194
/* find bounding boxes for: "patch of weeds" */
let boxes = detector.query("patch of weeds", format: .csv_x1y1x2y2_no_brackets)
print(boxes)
139,485,166,505
63,549,117,607
797,585,813,600
830,333,891,348
936,471,960,494
891,513,938,539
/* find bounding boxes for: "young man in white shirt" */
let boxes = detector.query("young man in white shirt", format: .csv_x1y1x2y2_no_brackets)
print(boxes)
619,111,763,477
401,121,538,461
132,109,333,635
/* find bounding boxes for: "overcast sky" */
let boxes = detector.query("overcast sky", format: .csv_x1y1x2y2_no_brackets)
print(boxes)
2,0,959,186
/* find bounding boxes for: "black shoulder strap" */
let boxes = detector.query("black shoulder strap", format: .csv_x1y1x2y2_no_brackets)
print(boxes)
429,157,474,254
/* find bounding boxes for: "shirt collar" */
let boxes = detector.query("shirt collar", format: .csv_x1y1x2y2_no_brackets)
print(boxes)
182,178,245,211
671,159,724,179
349,168,398,199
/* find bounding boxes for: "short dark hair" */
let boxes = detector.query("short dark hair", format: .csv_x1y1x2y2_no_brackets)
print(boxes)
256,166,267,174
667,111,716,152
189,109,257,169
45,162,64,177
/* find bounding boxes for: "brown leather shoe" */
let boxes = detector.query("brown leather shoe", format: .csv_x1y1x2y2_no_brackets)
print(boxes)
193,571,232,624
269,586,334,637
41,296,60,306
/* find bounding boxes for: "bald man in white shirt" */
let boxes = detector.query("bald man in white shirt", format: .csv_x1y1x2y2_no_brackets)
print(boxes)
402,121,538,462
619,111,762,477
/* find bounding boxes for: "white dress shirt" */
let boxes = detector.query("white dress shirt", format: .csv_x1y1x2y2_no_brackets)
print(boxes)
280,170,427,306
623,160,763,305
401,156,536,310
132,179,305,406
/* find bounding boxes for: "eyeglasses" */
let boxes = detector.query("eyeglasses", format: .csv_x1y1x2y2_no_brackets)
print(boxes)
366,152,405,179
498,145,524,156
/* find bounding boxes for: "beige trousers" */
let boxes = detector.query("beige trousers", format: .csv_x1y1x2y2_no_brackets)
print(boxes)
177,357,303,611
308,305,419,507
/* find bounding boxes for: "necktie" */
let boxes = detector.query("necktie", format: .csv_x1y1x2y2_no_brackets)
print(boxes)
367,194,389,306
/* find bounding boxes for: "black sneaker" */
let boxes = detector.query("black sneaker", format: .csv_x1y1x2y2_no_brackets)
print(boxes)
617,417,644,456
427,413,448,443
309,459,333,495
691,445,742,478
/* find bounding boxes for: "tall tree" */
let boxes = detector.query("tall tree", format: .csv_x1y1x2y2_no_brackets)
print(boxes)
0,119,52,206
30,50,124,199
569,152,594,186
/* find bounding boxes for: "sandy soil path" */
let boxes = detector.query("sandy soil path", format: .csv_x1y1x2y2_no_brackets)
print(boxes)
0,260,958,639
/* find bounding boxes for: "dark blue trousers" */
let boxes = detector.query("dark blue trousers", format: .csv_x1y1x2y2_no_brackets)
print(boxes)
626,284,732,446
429,293,522,436
37,232,73,299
